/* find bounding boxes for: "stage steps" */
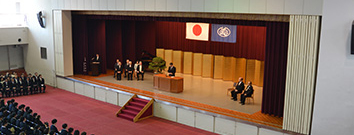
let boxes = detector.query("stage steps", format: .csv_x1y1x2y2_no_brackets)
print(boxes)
116,94,154,122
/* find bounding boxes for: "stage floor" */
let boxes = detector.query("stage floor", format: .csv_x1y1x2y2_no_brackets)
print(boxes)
70,70,283,128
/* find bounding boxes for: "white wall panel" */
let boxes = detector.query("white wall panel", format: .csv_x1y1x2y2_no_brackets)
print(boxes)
107,0,116,10
71,0,78,9
0,27,28,46
118,93,132,106
77,0,85,10
204,0,218,12
92,0,100,10
84,0,92,10
155,0,166,11
177,108,195,127
83,84,95,98
52,0,59,9
106,90,118,105
116,0,125,10
94,87,107,102
58,0,65,9
74,82,85,95
153,102,177,121
145,0,155,11
303,0,323,15
249,0,266,13
64,0,71,9
166,0,178,11
266,0,284,14
235,122,258,135
0,46,9,71
259,128,283,135
125,0,135,10
234,0,249,13
100,0,108,10
215,117,236,135
190,0,204,12
57,78,74,92
135,0,145,10
8,46,24,69
284,0,304,14
195,112,214,132
218,0,233,13
178,0,191,12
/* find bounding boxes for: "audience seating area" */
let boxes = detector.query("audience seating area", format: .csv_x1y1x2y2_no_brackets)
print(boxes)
0,98,87,135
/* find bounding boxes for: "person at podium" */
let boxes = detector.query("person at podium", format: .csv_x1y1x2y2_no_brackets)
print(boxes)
167,62,176,77
91,54,101,74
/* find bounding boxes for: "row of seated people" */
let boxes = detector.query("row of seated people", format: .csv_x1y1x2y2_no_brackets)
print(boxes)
0,99,87,135
0,72,46,98
114,59,145,81
230,77,254,105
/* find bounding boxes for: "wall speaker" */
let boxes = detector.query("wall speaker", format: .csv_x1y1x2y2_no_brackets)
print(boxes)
351,21,354,54
37,11,45,28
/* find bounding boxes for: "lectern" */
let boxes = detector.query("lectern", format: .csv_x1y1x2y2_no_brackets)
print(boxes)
153,74,183,93
91,62,100,76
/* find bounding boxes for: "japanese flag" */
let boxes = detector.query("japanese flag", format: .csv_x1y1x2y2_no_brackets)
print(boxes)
186,22,209,41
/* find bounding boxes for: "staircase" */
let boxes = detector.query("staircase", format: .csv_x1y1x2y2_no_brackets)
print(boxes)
116,94,154,122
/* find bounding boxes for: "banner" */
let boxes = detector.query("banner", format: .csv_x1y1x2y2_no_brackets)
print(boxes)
186,22,209,41
211,24,237,43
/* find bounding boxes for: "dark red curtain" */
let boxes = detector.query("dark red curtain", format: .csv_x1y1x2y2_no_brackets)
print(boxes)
155,22,267,60
261,22,289,117
72,15,88,74
135,21,156,61
121,21,136,62
87,19,107,73
106,20,123,70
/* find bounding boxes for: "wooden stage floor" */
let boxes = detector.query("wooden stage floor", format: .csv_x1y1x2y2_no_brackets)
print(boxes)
69,70,283,128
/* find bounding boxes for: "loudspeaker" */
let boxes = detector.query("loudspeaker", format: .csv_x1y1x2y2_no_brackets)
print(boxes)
37,11,45,28
351,21,354,54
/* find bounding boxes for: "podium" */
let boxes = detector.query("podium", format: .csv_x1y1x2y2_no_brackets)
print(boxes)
153,74,183,93
91,62,100,76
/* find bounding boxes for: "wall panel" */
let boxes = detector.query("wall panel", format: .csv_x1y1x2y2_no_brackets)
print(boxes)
173,50,183,73
202,54,214,78
245,59,256,84
223,57,236,81
183,52,193,74
254,60,262,86
213,55,224,79
192,53,203,76
156,48,165,59
164,49,173,68
234,58,246,82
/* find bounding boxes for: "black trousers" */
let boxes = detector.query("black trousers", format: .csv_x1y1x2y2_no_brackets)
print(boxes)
116,73,122,80
241,94,252,104
231,90,242,100
114,70,117,77
124,70,128,77
4,90,10,97
137,73,144,80
33,85,39,94
40,85,46,93
127,73,133,80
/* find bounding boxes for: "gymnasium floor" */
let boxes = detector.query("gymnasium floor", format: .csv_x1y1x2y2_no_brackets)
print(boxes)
5,86,217,135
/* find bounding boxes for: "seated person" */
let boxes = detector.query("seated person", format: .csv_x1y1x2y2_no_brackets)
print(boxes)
50,119,59,133
136,61,144,81
116,62,123,80
167,63,176,77
240,81,254,105
61,123,68,135
231,77,245,101
38,74,46,93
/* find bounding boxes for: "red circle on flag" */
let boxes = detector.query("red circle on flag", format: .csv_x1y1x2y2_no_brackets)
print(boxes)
192,24,202,36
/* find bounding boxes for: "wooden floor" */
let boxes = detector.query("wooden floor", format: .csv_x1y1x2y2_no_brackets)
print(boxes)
70,70,283,128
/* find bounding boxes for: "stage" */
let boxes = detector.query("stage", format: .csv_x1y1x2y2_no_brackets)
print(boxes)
69,70,282,128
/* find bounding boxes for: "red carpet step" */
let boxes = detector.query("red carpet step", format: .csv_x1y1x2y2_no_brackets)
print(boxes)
117,96,154,122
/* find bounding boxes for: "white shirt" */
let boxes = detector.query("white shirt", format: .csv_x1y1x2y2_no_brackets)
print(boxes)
139,65,142,71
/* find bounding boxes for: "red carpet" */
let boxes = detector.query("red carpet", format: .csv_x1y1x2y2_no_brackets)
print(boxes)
4,86,216,135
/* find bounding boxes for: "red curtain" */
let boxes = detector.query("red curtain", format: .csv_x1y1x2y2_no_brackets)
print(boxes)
155,21,267,60
105,20,123,70
135,21,156,61
87,19,107,73
72,15,88,74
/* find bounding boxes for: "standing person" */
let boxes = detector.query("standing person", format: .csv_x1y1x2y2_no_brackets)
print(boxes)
92,54,101,74
127,61,134,81
113,59,120,78
136,61,144,81
231,77,245,101
116,62,123,81
134,61,139,79
38,74,46,93
124,59,130,78
240,81,254,105
167,63,176,76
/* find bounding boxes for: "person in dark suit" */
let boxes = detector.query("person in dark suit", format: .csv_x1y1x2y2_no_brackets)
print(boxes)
18,77,24,96
113,59,120,78
127,61,134,81
240,81,254,105
1,122,11,135
116,62,123,80
124,59,130,78
92,54,102,74
24,77,32,95
50,119,59,133
136,61,144,81
31,74,39,94
10,78,18,97
167,63,176,76
60,123,68,135
38,74,46,93
231,77,245,101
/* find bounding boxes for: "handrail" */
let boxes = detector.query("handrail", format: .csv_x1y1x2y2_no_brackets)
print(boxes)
116,94,137,117
133,98,154,122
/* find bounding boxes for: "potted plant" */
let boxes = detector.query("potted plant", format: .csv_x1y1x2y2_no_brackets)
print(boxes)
148,57,166,73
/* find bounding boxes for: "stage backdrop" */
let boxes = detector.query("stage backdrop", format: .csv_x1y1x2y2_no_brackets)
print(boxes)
72,14,289,117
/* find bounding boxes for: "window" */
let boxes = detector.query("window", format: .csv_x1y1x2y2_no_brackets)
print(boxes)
40,47,47,59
